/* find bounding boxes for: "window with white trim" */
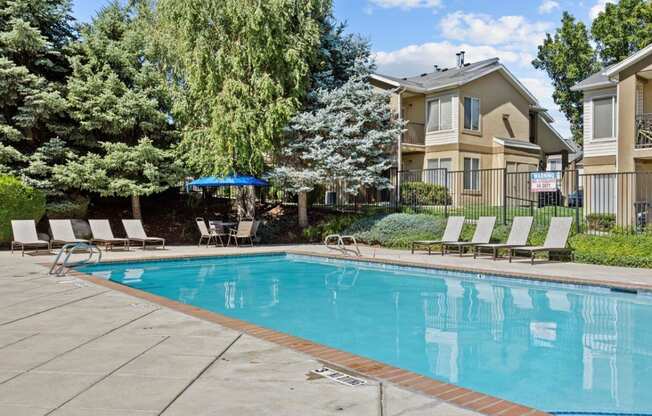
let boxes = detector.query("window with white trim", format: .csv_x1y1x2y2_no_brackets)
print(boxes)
425,158,451,185
593,96,616,139
426,96,453,132
463,157,480,190
463,97,480,131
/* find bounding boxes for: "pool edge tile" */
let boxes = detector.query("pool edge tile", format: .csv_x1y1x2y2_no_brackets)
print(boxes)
67,267,551,416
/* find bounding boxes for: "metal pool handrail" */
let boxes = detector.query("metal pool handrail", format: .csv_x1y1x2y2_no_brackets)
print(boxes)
49,242,102,277
324,234,361,257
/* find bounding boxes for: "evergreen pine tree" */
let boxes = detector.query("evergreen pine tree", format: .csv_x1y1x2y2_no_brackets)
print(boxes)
0,0,75,176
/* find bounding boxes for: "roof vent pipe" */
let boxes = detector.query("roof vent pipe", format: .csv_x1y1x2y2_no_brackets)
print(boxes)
457,51,465,68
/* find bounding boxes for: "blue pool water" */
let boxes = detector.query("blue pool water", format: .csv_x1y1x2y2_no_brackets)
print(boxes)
79,254,652,414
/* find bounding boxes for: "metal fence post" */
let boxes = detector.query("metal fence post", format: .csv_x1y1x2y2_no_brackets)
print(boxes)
574,170,581,233
502,168,508,225
444,170,449,218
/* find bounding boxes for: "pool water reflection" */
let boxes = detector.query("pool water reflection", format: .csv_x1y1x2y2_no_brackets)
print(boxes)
79,254,652,414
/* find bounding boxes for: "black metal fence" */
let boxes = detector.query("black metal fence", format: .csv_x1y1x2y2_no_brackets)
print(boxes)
283,168,652,235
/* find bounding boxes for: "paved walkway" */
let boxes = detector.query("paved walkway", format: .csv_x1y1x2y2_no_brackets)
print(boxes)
0,249,480,416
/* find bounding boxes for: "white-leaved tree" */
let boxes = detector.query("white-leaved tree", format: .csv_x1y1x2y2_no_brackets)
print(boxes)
269,62,404,227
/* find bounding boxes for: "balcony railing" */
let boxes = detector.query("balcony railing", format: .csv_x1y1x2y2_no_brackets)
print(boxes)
402,122,425,146
636,113,652,149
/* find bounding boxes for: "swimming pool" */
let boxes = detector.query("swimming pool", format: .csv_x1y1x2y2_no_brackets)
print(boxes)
79,254,652,414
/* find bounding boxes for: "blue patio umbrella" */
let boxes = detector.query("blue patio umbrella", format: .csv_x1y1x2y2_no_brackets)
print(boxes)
189,174,269,188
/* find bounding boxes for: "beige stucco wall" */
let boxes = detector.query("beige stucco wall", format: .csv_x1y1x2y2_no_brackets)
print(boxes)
458,70,532,147
402,95,425,124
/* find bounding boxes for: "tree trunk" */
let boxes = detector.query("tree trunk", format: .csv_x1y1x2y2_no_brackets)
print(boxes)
236,186,256,219
131,194,142,219
298,191,308,228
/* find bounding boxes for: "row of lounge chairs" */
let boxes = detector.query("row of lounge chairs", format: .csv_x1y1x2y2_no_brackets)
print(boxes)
412,216,574,264
10,219,165,256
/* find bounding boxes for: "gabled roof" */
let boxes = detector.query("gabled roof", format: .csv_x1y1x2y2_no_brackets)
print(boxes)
372,58,542,109
571,64,617,92
573,43,652,91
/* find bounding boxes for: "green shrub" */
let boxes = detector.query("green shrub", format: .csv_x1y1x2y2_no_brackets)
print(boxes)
571,233,652,268
401,182,451,206
0,176,46,243
341,213,446,248
46,195,90,219
586,213,616,232
302,213,364,242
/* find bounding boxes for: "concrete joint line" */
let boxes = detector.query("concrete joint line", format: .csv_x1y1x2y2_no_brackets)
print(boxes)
44,335,172,415
0,287,80,310
0,307,161,386
0,332,40,351
158,332,244,416
0,290,112,327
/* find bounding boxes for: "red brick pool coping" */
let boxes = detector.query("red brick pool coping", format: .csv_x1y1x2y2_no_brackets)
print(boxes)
62,262,551,416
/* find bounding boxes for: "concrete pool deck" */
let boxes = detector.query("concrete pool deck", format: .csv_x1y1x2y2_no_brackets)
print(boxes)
1,244,651,415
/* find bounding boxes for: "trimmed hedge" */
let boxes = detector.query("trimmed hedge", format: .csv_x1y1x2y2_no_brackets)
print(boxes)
0,176,46,243
401,182,451,206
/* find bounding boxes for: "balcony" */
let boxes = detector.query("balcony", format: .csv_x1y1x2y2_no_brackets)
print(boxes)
403,122,425,146
636,113,652,149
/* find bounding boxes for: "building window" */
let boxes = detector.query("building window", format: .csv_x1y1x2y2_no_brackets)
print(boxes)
425,158,451,185
463,157,480,190
547,158,562,172
426,96,453,132
593,96,616,139
464,97,480,131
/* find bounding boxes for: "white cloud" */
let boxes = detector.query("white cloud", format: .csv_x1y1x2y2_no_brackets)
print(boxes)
368,0,441,10
373,41,534,77
438,12,552,50
589,0,618,20
538,0,560,14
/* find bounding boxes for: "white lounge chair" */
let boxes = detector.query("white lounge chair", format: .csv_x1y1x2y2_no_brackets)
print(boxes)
227,220,255,247
49,219,89,248
443,216,496,256
89,220,129,251
411,216,465,255
11,220,51,256
122,219,165,249
509,217,574,265
196,218,224,247
474,216,533,260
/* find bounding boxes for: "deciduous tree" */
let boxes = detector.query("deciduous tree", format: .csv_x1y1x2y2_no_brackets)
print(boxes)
156,0,329,177
592,0,652,65
533,12,598,146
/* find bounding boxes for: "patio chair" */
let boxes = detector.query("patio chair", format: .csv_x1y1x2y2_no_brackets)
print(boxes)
11,220,51,256
443,216,496,256
411,216,465,255
473,216,533,260
509,217,574,265
122,219,165,249
49,219,89,248
89,220,129,251
227,220,255,247
196,217,224,247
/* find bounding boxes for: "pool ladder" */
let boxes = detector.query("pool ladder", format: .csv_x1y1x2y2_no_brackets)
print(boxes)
324,235,361,257
49,242,102,277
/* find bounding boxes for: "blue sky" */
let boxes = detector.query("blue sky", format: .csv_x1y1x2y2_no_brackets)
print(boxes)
71,0,619,138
